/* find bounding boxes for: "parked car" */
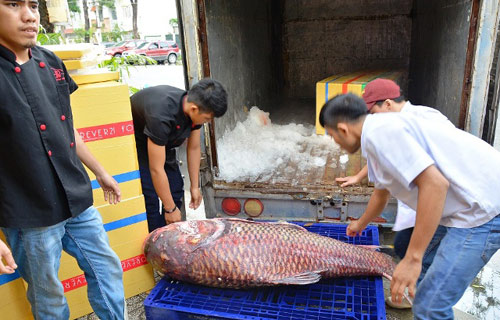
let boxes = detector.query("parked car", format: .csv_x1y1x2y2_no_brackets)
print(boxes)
122,41,180,64
105,39,146,57
102,41,118,48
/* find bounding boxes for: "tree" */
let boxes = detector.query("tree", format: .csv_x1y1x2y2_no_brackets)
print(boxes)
97,0,115,28
82,0,90,42
130,0,139,39
67,0,80,13
169,18,178,28
38,0,55,33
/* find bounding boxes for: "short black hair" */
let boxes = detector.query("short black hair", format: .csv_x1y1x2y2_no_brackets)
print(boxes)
373,95,406,107
187,78,228,117
319,93,368,129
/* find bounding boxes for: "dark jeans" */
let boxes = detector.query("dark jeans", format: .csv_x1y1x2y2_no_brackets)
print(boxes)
139,151,184,233
393,225,447,283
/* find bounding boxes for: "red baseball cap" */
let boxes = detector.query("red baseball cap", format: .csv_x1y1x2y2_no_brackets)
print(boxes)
362,78,401,110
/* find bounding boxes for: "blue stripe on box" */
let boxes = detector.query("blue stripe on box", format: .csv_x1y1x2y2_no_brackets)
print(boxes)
0,212,147,286
0,271,21,286
325,73,347,103
103,212,147,232
91,170,141,189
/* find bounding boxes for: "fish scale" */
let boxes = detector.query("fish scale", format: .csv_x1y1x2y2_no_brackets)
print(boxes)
144,218,396,289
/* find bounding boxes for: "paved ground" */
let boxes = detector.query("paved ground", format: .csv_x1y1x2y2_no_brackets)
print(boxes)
121,63,185,91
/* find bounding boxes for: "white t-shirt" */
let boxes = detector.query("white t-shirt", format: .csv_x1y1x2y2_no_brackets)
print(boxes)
362,111,500,228
391,102,455,231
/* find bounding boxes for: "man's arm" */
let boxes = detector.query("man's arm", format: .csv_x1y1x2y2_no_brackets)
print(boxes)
187,129,202,209
74,128,121,204
147,138,181,224
390,165,448,303
346,187,390,236
336,165,368,187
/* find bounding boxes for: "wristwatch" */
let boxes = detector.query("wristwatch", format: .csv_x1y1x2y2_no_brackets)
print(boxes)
165,206,177,214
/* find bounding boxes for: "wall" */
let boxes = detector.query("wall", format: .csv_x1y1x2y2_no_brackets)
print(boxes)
408,0,472,126
205,0,280,138
282,0,412,99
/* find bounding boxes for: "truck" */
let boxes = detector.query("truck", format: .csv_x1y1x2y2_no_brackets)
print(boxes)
175,0,500,225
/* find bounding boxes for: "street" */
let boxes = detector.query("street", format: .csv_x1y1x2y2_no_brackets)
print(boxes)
122,64,185,91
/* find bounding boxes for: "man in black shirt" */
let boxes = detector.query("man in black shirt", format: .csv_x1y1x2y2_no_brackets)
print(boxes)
131,79,227,231
0,2,125,319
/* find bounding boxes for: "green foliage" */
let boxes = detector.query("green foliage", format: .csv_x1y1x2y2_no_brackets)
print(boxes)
67,0,80,13
129,87,140,95
98,0,115,9
72,28,95,43
169,18,178,27
37,33,62,45
123,54,157,66
37,25,63,45
102,25,126,42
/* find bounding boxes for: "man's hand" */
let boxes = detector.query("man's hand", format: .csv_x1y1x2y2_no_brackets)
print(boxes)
336,175,362,187
190,187,202,209
346,220,366,237
390,256,421,304
0,240,17,275
164,207,181,224
97,173,121,204
336,165,368,187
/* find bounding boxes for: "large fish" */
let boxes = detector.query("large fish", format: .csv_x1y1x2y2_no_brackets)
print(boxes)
143,218,396,288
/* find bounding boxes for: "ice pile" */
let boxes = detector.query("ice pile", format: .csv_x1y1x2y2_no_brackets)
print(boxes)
217,107,342,182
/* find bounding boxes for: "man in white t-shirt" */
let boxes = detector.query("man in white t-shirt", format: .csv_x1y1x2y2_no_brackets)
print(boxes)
338,80,449,295
319,93,500,319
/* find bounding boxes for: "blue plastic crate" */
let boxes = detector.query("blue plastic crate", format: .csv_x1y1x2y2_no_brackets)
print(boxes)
144,223,386,320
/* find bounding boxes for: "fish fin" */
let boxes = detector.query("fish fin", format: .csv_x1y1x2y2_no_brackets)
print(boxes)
383,273,413,307
271,271,322,285
218,218,308,232
271,221,308,232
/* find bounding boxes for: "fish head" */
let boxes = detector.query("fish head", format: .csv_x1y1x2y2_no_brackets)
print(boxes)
143,219,225,276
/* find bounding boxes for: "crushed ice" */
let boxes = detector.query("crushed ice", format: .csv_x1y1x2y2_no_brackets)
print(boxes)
217,107,342,182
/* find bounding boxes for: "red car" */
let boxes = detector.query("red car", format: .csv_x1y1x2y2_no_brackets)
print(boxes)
122,41,180,64
105,39,146,57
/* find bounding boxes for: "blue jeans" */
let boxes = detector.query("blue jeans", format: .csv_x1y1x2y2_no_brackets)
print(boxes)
414,214,500,319
393,225,447,283
2,206,124,320
139,158,184,233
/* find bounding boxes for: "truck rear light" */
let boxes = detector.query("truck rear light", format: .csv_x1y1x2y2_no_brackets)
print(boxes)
221,198,241,216
244,199,264,217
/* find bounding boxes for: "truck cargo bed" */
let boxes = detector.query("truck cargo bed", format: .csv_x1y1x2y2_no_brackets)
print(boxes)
214,97,369,195
214,147,368,195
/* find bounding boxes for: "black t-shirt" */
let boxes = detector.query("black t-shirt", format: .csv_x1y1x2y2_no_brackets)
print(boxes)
0,45,93,228
130,85,202,168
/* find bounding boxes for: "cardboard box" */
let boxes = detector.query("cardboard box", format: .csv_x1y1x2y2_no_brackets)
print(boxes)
315,70,404,135
63,58,99,71
71,70,120,86
44,44,95,60
71,81,131,128
81,136,138,178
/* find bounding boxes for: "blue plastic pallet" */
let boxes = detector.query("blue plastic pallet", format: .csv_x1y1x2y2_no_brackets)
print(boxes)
144,223,386,320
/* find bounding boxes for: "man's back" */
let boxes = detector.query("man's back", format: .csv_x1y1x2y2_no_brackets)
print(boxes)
362,111,500,228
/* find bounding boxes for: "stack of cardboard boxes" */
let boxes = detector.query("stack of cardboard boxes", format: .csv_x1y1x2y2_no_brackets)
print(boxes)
315,70,404,135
